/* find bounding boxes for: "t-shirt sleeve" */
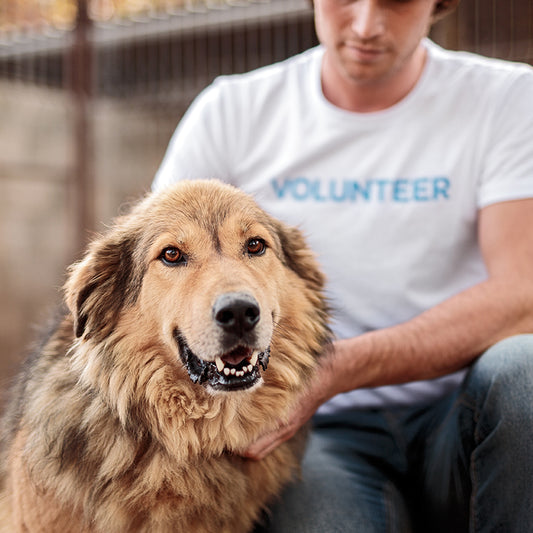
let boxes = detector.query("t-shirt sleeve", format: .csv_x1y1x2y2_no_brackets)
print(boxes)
152,78,232,192
478,68,533,208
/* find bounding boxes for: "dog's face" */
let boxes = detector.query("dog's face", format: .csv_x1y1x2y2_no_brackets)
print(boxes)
137,189,286,392
65,180,328,395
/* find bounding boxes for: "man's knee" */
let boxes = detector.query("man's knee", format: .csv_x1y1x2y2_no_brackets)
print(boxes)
474,334,533,383
465,334,533,422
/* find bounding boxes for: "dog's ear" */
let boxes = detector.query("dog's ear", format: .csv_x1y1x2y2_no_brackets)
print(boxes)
272,219,331,351
64,231,143,341
271,220,326,294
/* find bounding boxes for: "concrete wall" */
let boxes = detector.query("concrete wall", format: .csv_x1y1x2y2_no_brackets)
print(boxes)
0,81,180,395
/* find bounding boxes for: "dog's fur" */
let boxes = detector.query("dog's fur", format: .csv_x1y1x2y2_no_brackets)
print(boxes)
0,180,330,533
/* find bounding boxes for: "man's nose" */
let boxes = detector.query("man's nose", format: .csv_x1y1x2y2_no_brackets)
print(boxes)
350,0,385,40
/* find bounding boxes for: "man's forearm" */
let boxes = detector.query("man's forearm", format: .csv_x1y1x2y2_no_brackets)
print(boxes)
322,277,533,401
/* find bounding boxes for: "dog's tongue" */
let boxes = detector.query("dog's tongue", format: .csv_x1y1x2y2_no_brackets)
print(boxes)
221,346,252,367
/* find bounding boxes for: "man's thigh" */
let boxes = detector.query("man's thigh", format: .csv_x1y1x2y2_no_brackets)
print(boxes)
413,335,533,532
256,335,533,533
255,411,414,533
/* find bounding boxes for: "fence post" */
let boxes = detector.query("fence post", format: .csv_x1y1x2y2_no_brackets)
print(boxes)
68,0,95,255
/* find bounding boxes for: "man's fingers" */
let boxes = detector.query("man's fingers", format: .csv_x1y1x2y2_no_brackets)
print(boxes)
242,372,330,460
243,424,296,460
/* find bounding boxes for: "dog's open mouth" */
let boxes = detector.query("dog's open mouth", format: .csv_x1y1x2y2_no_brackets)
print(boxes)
175,332,270,391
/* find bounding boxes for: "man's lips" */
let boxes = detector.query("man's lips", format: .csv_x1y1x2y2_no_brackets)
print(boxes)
344,42,387,62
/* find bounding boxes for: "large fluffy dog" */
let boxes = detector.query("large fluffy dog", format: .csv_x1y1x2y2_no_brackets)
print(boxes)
0,180,330,533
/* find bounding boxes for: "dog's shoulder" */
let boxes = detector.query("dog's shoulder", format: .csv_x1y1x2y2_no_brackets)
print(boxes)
0,310,74,460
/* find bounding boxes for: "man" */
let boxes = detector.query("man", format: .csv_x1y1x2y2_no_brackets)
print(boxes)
153,0,533,530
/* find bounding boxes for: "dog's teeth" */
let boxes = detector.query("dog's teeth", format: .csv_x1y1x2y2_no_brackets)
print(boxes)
249,351,259,367
230,368,236,375
247,365,253,372
224,367,230,376
215,356,225,373
237,371,244,377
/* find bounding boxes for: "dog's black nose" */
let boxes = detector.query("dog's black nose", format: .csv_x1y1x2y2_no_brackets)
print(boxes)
213,292,260,335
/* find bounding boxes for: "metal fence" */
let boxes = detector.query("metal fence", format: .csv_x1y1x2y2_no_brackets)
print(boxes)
1,0,317,256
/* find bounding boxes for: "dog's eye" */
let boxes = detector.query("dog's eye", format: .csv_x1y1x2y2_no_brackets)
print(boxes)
246,238,266,256
160,247,186,266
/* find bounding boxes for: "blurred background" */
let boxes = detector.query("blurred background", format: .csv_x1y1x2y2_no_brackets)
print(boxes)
1,0,532,392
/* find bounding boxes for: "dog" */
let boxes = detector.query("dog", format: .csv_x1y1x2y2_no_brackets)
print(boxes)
0,180,330,533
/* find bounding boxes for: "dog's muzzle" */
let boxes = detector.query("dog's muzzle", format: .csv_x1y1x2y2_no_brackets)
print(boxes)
175,292,271,392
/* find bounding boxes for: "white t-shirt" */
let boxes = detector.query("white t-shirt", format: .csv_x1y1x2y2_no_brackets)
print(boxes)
153,40,533,411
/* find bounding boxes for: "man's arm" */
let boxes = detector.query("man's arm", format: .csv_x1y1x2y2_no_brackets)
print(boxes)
245,197,533,459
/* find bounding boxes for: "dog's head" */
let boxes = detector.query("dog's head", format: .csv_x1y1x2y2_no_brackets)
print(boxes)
65,180,329,396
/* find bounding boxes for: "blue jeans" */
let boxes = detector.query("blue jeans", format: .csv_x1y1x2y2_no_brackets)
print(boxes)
254,335,533,532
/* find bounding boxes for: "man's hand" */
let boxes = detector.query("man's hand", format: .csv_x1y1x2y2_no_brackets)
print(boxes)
243,354,337,461
242,408,310,461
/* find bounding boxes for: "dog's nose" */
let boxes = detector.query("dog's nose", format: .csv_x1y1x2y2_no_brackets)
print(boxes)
213,292,260,335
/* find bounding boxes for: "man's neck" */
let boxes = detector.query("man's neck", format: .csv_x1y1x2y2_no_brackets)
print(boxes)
321,45,428,113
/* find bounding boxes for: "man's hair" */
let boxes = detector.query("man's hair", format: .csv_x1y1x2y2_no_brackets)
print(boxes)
307,0,461,22
432,0,460,22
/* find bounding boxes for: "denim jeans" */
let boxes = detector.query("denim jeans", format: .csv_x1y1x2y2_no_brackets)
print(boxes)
254,335,533,532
